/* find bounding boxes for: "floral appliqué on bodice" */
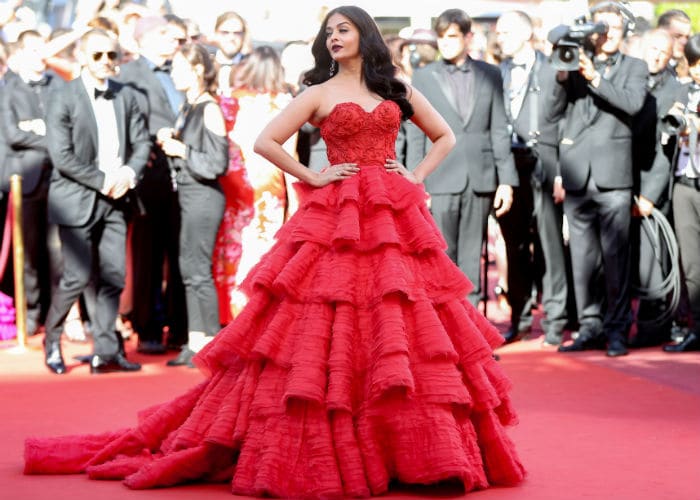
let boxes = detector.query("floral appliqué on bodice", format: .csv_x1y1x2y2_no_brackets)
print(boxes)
320,100,401,166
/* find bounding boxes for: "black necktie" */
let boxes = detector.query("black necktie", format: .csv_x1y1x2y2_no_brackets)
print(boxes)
94,88,114,100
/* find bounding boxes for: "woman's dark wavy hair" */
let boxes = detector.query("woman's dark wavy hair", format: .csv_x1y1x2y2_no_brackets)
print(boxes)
303,5,413,120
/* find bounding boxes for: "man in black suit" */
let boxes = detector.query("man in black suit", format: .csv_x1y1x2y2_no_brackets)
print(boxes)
556,5,647,357
630,29,686,347
42,29,150,374
406,8,517,307
0,30,63,337
664,35,700,353
116,15,188,355
495,11,571,345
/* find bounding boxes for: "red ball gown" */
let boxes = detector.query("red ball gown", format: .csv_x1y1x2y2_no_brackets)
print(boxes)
24,100,525,497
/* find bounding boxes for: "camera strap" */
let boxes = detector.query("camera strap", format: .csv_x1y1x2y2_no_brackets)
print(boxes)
528,55,541,147
688,120,700,177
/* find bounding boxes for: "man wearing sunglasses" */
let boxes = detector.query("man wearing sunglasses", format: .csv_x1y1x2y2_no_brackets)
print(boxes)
42,29,150,374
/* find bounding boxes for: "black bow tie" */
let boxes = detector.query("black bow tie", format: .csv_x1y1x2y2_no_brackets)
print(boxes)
94,87,114,100
445,61,470,74
594,53,619,70
154,61,172,73
647,71,667,91
28,76,49,87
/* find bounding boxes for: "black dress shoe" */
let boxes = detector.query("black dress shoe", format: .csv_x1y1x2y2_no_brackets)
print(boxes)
606,339,629,357
90,353,142,374
45,341,67,375
166,346,195,367
502,326,531,344
663,332,700,352
558,334,606,352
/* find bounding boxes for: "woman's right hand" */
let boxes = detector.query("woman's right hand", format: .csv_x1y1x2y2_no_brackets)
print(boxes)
311,162,359,187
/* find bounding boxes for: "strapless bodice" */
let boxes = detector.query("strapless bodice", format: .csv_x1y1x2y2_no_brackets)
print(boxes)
320,100,401,167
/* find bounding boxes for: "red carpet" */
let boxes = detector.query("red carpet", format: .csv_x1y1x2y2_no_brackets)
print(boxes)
2,317,698,500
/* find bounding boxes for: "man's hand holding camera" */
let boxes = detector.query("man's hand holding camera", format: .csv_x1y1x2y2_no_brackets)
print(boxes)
578,50,602,87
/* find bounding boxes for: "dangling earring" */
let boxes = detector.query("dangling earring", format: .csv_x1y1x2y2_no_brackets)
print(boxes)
329,59,336,77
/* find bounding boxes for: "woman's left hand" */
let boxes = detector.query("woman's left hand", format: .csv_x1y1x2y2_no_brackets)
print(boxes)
161,138,187,159
384,158,420,184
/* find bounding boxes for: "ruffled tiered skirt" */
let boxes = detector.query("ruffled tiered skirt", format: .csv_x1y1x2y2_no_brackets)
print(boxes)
25,165,525,497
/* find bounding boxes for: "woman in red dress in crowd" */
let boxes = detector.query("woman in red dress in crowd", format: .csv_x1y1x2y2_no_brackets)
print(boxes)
212,93,254,325
24,6,525,497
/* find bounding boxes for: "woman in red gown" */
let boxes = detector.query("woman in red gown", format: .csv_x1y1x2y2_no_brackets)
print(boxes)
24,6,525,497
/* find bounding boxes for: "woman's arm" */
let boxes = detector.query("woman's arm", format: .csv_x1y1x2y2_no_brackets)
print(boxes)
254,86,358,187
406,86,456,182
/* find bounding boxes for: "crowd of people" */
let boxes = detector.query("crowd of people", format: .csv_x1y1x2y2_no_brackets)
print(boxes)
0,1,698,377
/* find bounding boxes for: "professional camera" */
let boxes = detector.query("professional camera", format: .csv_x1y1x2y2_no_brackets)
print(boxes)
547,16,608,71
661,87,700,136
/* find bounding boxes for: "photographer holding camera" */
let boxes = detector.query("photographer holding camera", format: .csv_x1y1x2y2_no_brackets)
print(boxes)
630,29,686,347
664,34,700,353
495,11,571,346
554,3,647,357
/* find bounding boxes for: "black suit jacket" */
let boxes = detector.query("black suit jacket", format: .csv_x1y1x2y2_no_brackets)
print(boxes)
501,51,567,183
116,57,179,136
406,59,518,194
46,77,151,226
0,72,63,194
632,70,686,204
558,53,648,191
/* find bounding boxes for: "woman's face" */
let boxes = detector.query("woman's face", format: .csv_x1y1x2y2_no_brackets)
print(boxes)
170,52,198,92
325,13,361,64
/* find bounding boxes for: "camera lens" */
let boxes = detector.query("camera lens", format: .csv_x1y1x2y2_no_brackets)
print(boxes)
560,47,575,63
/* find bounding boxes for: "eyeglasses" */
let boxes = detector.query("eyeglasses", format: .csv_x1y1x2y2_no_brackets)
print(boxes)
176,38,187,46
92,51,118,62
217,30,244,37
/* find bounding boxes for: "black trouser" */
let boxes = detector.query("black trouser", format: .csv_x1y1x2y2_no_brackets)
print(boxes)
21,184,62,334
129,146,187,346
430,188,494,306
44,198,126,356
532,177,571,336
564,176,632,341
498,166,535,332
178,180,225,336
673,182,700,335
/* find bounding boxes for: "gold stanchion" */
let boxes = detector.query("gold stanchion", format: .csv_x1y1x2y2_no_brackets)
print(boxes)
9,175,27,351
